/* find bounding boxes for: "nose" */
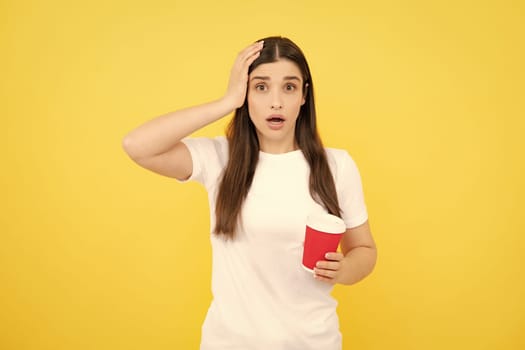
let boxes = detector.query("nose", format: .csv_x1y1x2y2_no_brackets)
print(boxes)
271,89,283,110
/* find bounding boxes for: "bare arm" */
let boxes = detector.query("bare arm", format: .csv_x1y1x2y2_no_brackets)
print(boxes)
122,98,235,180
121,40,264,180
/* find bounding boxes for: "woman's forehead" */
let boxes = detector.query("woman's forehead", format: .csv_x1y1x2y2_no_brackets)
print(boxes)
249,59,303,81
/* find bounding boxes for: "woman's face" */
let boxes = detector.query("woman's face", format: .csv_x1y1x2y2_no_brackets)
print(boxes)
247,59,306,153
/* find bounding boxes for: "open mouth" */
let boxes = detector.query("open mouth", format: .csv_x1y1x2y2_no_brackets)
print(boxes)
266,116,285,124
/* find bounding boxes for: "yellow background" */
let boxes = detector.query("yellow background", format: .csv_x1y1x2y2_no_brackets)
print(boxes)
2,0,524,349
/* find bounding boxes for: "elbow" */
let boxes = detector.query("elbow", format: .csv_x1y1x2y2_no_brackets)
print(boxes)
121,134,141,161
361,245,378,280
370,246,378,274
121,134,133,157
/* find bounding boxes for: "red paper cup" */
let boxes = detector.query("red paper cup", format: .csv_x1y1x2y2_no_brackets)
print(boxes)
302,213,346,272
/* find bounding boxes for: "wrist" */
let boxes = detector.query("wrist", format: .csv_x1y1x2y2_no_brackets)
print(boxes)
220,93,244,111
203,96,233,121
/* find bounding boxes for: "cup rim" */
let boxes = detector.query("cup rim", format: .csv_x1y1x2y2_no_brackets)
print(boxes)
306,212,346,234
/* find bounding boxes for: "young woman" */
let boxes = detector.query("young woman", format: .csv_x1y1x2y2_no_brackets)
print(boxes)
122,36,377,350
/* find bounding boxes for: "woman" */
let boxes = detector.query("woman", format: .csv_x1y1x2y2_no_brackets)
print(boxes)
122,36,377,350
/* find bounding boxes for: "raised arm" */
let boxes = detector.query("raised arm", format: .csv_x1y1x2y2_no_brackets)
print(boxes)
121,40,264,180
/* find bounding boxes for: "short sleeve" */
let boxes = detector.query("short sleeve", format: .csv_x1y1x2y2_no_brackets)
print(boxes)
334,151,369,229
178,136,228,190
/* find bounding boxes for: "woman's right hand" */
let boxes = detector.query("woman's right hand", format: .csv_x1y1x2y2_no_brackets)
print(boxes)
223,40,264,109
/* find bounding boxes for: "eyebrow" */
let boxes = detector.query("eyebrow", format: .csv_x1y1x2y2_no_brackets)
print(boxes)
250,75,302,82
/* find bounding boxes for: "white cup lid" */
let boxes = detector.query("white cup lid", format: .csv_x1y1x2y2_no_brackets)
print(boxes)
306,212,346,234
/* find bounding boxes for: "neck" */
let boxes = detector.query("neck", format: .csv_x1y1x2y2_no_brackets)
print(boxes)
258,137,298,154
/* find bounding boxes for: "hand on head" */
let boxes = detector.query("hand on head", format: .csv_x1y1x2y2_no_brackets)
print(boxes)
224,41,264,109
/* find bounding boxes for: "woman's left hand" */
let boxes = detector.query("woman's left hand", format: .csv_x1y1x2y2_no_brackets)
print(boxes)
313,252,346,284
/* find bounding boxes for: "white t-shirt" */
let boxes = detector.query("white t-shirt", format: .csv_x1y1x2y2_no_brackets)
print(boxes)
180,136,368,350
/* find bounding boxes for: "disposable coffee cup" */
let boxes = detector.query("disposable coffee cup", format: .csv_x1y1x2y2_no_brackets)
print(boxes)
302,212,346,272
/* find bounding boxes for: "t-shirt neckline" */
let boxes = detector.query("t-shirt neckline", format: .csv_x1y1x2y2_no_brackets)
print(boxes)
258,149,303,160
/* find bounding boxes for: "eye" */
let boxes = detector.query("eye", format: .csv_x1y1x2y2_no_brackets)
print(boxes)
255,84,267,91
285,83,296,91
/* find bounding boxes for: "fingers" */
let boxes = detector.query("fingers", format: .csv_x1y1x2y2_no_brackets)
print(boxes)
245,49,261,68
314,274,335,284
224,41,264,108
314,268,337,279
240,40,264,59
315,260,340,271
314,267,337,285
313,252,344,284
325,252,344,261
237,41,264,68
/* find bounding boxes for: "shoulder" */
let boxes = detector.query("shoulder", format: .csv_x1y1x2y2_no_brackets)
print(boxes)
325,147,356,168
324,147,361,182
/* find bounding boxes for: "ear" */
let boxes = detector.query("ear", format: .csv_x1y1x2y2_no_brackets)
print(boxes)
301,83,309,105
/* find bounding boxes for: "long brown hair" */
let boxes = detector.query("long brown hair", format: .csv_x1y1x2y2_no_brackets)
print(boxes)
214,36,342,238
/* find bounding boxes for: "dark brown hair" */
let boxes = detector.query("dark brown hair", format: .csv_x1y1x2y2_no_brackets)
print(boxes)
214,36,342,238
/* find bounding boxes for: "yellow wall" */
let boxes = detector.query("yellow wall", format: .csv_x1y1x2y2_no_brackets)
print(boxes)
2,0,524,349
